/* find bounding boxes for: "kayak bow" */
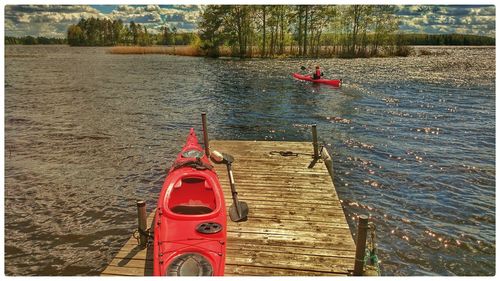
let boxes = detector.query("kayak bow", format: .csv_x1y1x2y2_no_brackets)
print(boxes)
153,128,226,276
292,73,342,87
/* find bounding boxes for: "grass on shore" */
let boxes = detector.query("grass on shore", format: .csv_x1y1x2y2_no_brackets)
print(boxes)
109,45,240,57
109,45,331,57
109,45,414,58
109,45,201,56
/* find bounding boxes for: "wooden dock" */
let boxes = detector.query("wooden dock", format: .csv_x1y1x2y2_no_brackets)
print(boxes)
101,140,356,276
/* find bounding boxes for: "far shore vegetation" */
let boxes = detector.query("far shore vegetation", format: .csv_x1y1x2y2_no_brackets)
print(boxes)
5,36,67,45
6,5,495,59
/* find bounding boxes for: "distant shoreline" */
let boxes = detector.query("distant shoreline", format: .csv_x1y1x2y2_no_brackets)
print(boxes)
5,44,495,59
108,45,495,58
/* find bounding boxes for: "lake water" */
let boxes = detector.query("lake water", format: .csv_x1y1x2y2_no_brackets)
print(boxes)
4,45,495,276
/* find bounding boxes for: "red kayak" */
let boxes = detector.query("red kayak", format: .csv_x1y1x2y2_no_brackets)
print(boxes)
153,128,226,276
292,73,342,87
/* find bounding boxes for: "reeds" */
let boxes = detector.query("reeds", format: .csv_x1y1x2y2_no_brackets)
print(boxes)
108,44,415,58
109,45,201,56
108,45,238,57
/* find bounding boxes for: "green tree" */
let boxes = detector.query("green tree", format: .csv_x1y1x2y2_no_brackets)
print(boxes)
198,5,231,57
130,21,138,45
161,25,172,45
370,5,398,55
261,5,267,57
67,24,84,46
112,19,124,45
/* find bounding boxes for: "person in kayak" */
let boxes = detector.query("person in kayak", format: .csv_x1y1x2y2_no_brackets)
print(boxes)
312,66,324,80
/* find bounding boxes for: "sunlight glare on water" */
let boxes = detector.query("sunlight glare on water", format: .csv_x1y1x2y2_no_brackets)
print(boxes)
4,45,495,276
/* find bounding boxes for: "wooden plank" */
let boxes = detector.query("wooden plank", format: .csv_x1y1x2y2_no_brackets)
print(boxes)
229,201,344,212
224,264,345,276
223,217,351,230
101,140,355,276
226,195,338,204
224,201,342,211
101,265,151,276
231,176,334,185
227,237,355,253
225,249,352,273
226,229,353,243
225,241,355,258
226,231,355,250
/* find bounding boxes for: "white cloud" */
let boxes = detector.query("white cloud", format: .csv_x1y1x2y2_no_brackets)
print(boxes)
398,5,495,36
460,16,473,25
146,5,161,12
4,4,495,38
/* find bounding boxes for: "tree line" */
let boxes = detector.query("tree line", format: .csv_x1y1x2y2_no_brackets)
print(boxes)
5,36,66,45
198,5,406,58
399,33,494,46
6,32,493,48
8,5,495,56
198,5,496,58
66,17,196,46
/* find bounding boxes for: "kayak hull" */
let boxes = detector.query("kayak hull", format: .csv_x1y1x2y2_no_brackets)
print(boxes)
292,73,342,87
153,128,226,276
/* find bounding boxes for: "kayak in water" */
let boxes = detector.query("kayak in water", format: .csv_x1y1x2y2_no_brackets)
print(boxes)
153,128,226,276
292,73,342,87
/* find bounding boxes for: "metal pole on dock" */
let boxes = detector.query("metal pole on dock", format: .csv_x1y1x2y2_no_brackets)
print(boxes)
201,112,210,157
136,200,148,247
311,124,319,159
353,215,369,276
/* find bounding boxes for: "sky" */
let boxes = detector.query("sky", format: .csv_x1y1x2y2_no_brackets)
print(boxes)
3,4,496,38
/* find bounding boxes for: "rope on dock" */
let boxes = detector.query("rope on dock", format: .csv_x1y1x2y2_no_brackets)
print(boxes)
363,223,381,276
269,150,299,157
133,227,154,246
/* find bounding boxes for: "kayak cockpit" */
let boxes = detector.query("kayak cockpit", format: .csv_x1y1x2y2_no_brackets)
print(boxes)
167,176,217,216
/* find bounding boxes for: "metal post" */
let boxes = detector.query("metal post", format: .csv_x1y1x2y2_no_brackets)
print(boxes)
311,124,319,159
136,200,147,247
201,112,210,157
353,215,369,276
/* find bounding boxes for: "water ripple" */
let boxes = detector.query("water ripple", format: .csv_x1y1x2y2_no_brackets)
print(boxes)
5,45,495,276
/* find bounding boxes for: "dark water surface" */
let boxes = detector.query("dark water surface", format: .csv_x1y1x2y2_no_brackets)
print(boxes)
4,45,495,276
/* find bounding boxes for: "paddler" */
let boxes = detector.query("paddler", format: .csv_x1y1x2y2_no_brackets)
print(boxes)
312,65,324,80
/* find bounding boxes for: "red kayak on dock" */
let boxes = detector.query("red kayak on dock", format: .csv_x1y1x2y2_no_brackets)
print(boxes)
153,128,226,276
292,73,342,87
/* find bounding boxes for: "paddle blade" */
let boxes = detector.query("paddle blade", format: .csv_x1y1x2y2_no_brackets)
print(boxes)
229,201,248,222
223,152,234,163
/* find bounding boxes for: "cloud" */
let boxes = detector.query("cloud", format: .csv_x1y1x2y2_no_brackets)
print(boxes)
5,4,203,37
6,5,104,25
4,4,495,38
397,5,495,37
106,5,200,31
441,6,473,16
5,5,106,37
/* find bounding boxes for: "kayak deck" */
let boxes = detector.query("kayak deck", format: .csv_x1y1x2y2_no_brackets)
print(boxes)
101,140,355,276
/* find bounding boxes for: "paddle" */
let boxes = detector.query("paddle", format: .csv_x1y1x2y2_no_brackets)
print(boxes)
301,66,325,77
210,150,248,222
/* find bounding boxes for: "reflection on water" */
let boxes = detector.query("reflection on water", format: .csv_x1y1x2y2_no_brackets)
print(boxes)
5,45,495,276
